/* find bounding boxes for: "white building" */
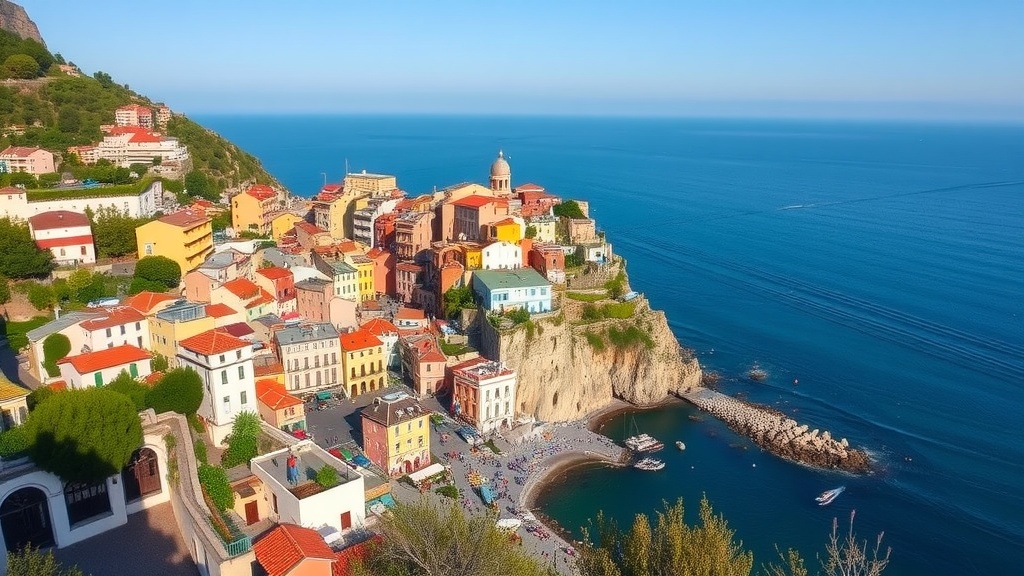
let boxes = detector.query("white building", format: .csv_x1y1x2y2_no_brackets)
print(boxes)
0,146,55,175
251,440,366,535
57,344,152,389
471,268,553,314
77,306,149,352
273,323,341,393
352,196,400,248
451,357,517,434
95,127,189,168
27,210,96,265
481,240,522,270
177,328,257,444
0,180,162,221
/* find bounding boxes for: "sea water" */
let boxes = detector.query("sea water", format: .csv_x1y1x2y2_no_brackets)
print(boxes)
196,115,1024,575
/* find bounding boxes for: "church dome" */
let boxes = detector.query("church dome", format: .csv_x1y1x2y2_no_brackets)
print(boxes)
490,150,511,178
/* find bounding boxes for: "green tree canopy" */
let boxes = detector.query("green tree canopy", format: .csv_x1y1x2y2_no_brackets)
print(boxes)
184,170,217,202
2,54,40,79
0,218,55,279
41,333,71,378
6,545,85,576
352,500,550,576
133,255,181,289
197,463,234,511
221,411,261,468
88,206,150,259
146,367,203,415
553,200,586,220
443,284,476,318
0,275,10,305
106,370,149,411
28,388,143,483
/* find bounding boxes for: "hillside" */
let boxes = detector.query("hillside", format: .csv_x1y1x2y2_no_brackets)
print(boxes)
0,24,282,196
0,0,42,44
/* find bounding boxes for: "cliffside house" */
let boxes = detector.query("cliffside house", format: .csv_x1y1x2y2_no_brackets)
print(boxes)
95,126,189,169
450,357,517,434
253,523,336,576
56,344,152,389
27,211,96,266
0,180,163,221
177,328,257,444
0,146,55,175
361,396,431,478
472,268,552,314
135,209,213,275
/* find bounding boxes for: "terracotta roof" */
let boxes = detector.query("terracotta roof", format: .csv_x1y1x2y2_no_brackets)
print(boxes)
144,372,164,385
80,307,145,331
295,221,325,234
48,380,67,392
222,278,261,300
256,379,302,411
246,184,276,200
0,377,30,402
0,186,25,194
256,266,293,281
360,318,398,337
204,303,237,318
0,146,46,158
340,329,382,352
179,328,249,355
366,247,388,259
254,523,335,576
395,307,426,321
124,291,176,314
35,234,94,249
493,217,518,227
515,183,545,193
158,209,210,228
254,359,284,377
405,333,446,363
395,262,422,272
332,538,378,576
28,211,90,230
451,195,500,209
219,322,255,338
321,183,342,193
57,344,150,374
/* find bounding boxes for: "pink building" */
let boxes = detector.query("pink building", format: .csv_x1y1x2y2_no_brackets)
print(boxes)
367,247,396,296
0,146,55,175
255,266,296,313
27,210,96,265
115,104,154,128
394,211,433,261
450,195,510,242
399,333,446,396
395,262,422,304
516,183,561,217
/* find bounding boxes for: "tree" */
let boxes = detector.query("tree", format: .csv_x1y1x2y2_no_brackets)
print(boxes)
41,333,71,377
184,170,217,201
553,200,586,220
0,218,55,279
524,225,538,239
3,54,40,79
129,277,169,295
151,353,169,372
765,511,890,576
27,283,53,310
28,388,143,483
221,411,261,468
443,285,476,318
133,255,181,289
6,545,84,576
352,499,550,576
92,70,113,88
57,105,81,133
576,497,754,576
90,206,148,259
106,370,148,411
146,367,203,415
0,275,10,305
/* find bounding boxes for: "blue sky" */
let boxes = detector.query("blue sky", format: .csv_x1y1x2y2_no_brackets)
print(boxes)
19,0,1024,120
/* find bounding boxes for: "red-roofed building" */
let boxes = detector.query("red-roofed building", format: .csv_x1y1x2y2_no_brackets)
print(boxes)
255,379,305,433
373,212,396,249
340,329,385,398
451,194,511,242
529,242,566,284
212,278,278,321
360,318,399,369
177,328,257,443
517,184,561,217
295,221,331,251
232,184,281,236
96,125,189,168
27,210,96,265
254,523,336,576
78,306,149,352
115,104,153,128
57,344,152,389
0,146,55,175
394,306,429,333
399,333,447,396
256,266,296,313
123,291,177,316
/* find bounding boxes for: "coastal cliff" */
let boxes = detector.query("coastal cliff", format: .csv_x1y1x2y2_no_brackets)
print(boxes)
0,1,42,45
477,263,702,422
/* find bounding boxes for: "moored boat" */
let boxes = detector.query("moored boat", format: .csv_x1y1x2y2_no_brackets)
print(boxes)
634,457,665,471
815,486,846,506
676,441,686,450
625,433,664,452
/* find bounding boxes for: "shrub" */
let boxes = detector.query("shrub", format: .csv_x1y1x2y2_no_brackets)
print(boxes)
27,283,54,310
146,367,203,414
507,308,530,325
151,353,169,372
193,438,208,465
607,325,654,350
565,291,606,302
604,270,627,299
26,386,54,411
197,463,234,511
134,255,181,289
584,331,605,351
581,304,604,322
41,333,71,377
220,411,261,468
602,301,636,319
553,200,586,219
0,426,31,459
106,370,148,410
315,464,339,489
5,545,85,576
436,485,459,499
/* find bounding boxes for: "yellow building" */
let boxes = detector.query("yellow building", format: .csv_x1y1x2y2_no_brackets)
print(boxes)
463,244,483,270
361,396,430,478
340,329,386,398
147,301,240,367
491,217,522,242
346,254,376,302
270,212,303,242
136,209,213,274
231,185,278,236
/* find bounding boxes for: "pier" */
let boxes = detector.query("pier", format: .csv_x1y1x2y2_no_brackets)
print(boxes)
680,387,871,473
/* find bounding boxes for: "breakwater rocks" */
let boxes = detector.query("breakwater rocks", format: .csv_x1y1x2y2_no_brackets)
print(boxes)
682,387,872,473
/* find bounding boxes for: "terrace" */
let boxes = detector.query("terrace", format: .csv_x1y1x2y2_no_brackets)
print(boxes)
252,442,360,499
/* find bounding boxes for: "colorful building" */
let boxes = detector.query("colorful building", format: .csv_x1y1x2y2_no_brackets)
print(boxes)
56,345,152,389
269,212,303,242
0,146,55,175
472,268,552,313
255,266,296,313
231,184,279,236
393,211,433,261
135,209,213,274
399,333,447,396
27,211,96,266
361,396,431,478
177,328,257,444
490,217,523,243
148,301,240,367
340,329,385,398
274,323,341,393
347,253,376,302
255,378,305,433
450,357,517,434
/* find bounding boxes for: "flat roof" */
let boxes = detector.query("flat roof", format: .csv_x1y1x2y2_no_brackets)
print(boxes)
473,268,550,291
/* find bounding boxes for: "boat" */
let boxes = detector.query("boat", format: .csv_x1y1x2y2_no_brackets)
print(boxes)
748,363,768,382
633,457,665,471
625,433,664,452
815,486,846,506
676,441,686,450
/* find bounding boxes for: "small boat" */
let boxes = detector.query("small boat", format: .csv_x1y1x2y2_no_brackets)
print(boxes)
816,486,846,506
625,432,664,453
634,457,665,471
676,441,686,450
748,363,768,382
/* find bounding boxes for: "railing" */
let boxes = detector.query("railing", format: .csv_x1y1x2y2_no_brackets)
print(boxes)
225,535,252,557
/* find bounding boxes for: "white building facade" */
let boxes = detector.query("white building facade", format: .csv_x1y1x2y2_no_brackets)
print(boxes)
177,328,257,444
481,241,522,270
27,211,96,266
0,180,162,220
56,345,152,389
451,358,517,435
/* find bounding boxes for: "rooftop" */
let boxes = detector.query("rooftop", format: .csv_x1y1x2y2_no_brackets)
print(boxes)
246,185,276,201
0,376,30,402
395,307,426,321
360,318,398,337
179,328,249,356
452,195,502,209
219,322,255,339
0,145,46,157
58,344,150,374
275,323,340,346
157,209,210,229
256,266,293,281
256,379,302,411
452,357,515,382
80,306,145,331
222,278,262,300
473,268,550,291
123,291,176,314
252,443,361,499
253,523,334,576
25,311,103,341
361,396,428,427
27,210,90,230
204,303,238,318
339,329,382,352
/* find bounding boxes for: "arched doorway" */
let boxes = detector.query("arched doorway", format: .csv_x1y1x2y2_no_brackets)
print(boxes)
122,447,161,503
1,487,54,552
350,385,357,398
403,460,412,474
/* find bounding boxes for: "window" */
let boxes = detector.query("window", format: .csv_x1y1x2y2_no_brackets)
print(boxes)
129,363,139,378
219,354,225,363
418,436,424,447
505,385,509,397
418,419,423,428
332,352,337,363
94,372,104,387
81,245,87,256
64,481,111,526
426,364,431,373
394,442,400,451
221,371,228,385
135,322,141,330
120,325,126,335
223,396,230,412
105,328,112,337
238,365,244,379
145,243,153,255
236,350,242,360
60,248,66,256
240,391,247,405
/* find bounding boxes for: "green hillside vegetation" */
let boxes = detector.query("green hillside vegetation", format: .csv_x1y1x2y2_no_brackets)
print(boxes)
0,28,280,196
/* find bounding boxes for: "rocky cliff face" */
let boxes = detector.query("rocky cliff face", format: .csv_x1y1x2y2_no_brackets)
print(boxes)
478,276,702,422
0,1,44,44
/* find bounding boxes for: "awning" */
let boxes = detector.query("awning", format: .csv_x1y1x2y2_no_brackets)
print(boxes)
316,391,332,401
407,462,445,484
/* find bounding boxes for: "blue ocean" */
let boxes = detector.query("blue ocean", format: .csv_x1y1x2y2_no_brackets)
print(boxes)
195,115,1024,575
